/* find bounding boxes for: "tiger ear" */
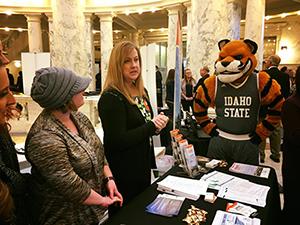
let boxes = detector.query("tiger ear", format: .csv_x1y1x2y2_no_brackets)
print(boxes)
218,39,230,50
243,39,258,54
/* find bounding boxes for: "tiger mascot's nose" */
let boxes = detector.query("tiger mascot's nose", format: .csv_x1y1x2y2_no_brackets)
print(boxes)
221,61,230,67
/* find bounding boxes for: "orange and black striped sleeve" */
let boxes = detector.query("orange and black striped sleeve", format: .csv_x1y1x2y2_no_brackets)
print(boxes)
256,71,284,140
193,75,216,135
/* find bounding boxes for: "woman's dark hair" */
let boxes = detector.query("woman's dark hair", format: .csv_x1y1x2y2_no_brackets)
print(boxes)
295,66,300,95
166,69,175,82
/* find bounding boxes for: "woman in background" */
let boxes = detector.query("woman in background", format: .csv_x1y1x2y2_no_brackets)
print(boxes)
98,41,169,215
165,68,175,119
181,68,196,112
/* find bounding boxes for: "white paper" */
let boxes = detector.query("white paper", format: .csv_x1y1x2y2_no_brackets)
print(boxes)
212,210,260,225
200,171,238,190
157,175,208,200
217,178,270,207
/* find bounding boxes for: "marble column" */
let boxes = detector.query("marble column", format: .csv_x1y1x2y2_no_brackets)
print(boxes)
189,0,229,80
131,32,139,47
25,14,43,52
166,5,182,73
51,0,90,78
84,13,95,90
98,13,113,88
45,13,54,63
244,0,265,70
227,0,242,40
184,2,192,67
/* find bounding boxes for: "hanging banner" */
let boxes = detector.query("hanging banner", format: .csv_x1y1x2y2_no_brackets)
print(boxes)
173,12,182,129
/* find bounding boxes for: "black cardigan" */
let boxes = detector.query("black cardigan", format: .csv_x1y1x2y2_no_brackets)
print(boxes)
98,89,157,203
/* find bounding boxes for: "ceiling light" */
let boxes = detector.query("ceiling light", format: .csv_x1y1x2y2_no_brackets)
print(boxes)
4,10,13,15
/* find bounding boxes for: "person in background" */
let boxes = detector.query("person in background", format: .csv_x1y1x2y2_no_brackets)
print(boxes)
259,55,290,163
96,71,101,92
281,65,300,222
25,67,123,225
286,68,296,95
16,71,23,94
6,68,15,91
165,68,175,119
97,41,169,215
181,68,196,112
0,41,30,225
194,66,210,93
156,65,163,108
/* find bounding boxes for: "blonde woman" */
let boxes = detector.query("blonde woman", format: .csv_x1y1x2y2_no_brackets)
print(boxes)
181,68,196,112
97,41,169,215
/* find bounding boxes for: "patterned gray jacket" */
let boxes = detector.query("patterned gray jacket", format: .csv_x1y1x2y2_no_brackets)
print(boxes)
25,109,108,225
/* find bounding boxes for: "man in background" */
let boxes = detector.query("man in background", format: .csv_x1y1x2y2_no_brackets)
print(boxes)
259,55,290,163
194,66,210,93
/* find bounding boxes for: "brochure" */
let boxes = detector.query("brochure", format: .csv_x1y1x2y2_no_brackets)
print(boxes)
229,162,270,178
212,210,260,225
146,194,185,217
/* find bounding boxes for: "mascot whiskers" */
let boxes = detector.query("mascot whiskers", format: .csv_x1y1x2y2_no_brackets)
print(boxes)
193,39,284,165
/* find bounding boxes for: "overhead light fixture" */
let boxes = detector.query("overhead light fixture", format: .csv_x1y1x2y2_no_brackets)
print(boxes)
4,10,13,15
14,60,21,68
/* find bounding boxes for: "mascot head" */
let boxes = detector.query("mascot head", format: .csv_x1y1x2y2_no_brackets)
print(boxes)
215,39,258,84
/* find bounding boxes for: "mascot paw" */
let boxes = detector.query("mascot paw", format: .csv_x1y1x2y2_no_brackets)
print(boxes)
250,132,262,145
209,126,219,137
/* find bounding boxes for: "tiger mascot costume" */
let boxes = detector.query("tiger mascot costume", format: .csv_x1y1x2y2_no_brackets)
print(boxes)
193,39,284,165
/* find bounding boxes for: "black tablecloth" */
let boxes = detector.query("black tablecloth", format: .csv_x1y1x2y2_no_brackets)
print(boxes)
103,164,281,225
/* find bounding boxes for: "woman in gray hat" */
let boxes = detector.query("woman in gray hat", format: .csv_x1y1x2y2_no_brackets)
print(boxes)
25,67,123,225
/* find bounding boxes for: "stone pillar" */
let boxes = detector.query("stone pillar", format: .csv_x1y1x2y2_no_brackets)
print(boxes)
189,0,229,79
132,32,139,47
166,5,182,73
227,0,242,40
45,13,54,63
244,0,265,70
84,13,96,90
98,13,113,88
25,14,43,52
184,2,192,67
51,0,89,78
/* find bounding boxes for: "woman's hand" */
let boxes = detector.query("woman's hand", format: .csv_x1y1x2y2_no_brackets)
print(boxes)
106,179,123,207
98,195,120,208
152,112,169,133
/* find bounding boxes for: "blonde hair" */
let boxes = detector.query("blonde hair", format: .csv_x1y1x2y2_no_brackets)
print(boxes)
102,41,146,104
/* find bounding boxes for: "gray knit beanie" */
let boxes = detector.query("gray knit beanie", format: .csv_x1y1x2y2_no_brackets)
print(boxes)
31,67,91,109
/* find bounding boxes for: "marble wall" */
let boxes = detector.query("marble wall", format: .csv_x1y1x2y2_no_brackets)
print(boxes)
50,0,91,81
189,0,229,79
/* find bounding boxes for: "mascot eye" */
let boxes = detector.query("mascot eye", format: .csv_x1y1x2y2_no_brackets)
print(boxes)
234,55,243,60
219,56,225,60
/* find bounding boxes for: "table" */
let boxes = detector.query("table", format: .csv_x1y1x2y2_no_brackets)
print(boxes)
103,164,281,225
